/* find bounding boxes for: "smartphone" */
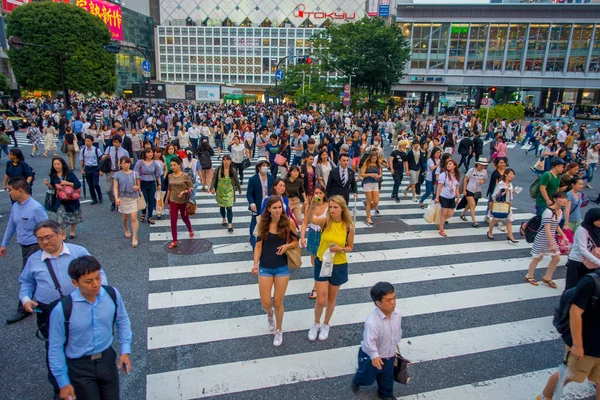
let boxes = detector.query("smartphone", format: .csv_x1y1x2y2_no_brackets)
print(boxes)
329,242,336,248
32,306,43,314
313,196,322,204
122,362,129,374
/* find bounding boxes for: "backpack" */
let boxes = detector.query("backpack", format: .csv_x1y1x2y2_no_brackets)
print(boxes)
553,272,600,346
529,175,541,200
522,215,542,243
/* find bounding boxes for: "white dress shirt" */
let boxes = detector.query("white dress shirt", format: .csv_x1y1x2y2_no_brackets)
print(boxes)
360,307,403,359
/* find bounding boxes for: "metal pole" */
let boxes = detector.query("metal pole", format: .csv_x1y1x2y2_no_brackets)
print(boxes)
346,75,352,112
485,106,490,133
56,51,70,109
302,70,305,96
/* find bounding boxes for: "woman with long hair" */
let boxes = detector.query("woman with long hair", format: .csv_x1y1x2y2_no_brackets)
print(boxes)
101,124,112,149
252,195,298,346
277,137,291,178
42,120,58,157
64,127,78,171
525,191,568,288
459,157,488,227
301,184,327,300
435,158,460,237
315,149,335,187
134,148,162,224
586,142,599,189
113,156,141,247
306,195,355,341
165,156,195,248
301,153,316,200
564,178,584,232
44,157,82,239
419,147,441,208
564,208,600,289
487,168,518,242
485,157,508,231
210,155,242,233
284,165,305,225
360,150,382,226
86,122,100,149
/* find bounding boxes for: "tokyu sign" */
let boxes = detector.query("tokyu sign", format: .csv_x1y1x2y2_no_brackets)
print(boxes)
293,4,356,20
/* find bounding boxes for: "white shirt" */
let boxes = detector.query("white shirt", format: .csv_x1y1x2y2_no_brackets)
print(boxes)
557,130,567,143
465,168,488,193
361,307,403,359
188,126,200,139
568,226,600,266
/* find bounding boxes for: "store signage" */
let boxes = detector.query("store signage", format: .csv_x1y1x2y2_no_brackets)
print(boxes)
2,0,67,13
293,4,356,20
367,0,378,16
195,85,220,102
379,0,389,17
76,0,123,40
411,76,444,83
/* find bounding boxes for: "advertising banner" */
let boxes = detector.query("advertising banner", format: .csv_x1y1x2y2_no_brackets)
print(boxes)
195,85,220,102
166,84,185,100
379,0,389,17
132,83,166,100
185,85,196,100
367,0,378,17
76,0,123,40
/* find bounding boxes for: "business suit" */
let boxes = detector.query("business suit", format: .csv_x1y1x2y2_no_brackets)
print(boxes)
326,166,357,205
246,172,274,247
121,134,133,157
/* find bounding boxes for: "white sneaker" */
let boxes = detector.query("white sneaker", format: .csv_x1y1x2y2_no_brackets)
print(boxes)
273,330,283,347
308,323,320,341
267,310,275,332
412,196,417,202
318,324,330,341
498,223,506,232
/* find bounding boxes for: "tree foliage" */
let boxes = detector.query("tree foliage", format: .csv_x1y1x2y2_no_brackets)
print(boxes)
0,74,10,95
312,17,410,100
6,2,116,94
476,103,525,123
278,64,342,105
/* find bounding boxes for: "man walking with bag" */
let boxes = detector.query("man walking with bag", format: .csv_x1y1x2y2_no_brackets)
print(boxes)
352,282,403,400
80,135,104,205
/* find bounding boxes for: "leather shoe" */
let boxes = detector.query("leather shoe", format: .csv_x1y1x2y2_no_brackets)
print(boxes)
6,311,31,325
110,202,116,211
351,382,360,394
90,200,98,205
377,394,396,400
99,197,103,204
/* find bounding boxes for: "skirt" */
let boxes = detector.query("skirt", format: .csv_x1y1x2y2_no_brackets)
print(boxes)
56,206,83,227
118,196,139,214
44,135,57,151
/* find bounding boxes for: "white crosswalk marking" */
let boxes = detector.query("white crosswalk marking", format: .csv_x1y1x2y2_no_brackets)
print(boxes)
144,166,575,400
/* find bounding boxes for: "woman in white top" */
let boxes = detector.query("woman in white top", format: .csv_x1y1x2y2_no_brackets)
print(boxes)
315,150,335,187
435,159,460,237
586,142,599,189
229,135,247,183
300,184,328,300
43,121,58,157
564,208,600,289
487,168,518,242
459,158,488,227
178,126,191,150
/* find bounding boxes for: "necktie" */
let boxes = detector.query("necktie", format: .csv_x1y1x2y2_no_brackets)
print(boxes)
115,148,120,171
341,169,346,186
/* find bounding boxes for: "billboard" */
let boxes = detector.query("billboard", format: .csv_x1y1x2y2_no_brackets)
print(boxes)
166,84,185,100
378,0,389,17
367,0,378,16
195,85,220,102
132,83,166,99
76,0,123,40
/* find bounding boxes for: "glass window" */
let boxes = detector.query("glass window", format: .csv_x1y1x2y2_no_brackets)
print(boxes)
161,73,167,81
160,55,167,63
159,37,166,45
486,24,508,71
222,47,229,55
182,37,188,45
175,55,181,63
167,37,173,45
448,23,469,70
190,37,196,46
467,24,487,70
546,24,571,72
175,47,181,54
505,24,527,71
429,23,449,70
411,23,430,70
296,39,303,48
222,38,228,46
526,24,549,71
591,27,600,73
568,24,593,72
168,74,174,81
263,38,270,47
174,37,181,45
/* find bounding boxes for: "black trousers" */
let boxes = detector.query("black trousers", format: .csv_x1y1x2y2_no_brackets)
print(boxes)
458,153,469,170
36,303,61,394
84,167,103,202
66,347,120,400
7,131,17,147
18,243,40,313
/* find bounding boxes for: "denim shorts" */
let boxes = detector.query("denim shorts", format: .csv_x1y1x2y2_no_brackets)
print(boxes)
307,228,321,256
259,265,290,277
314,258,349,286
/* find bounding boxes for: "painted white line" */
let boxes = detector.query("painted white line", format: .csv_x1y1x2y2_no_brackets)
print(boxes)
148,278,563,349
145,317,559,400
398,368,594,400
507,143,518,149
148,212,532,240
147,242,533,309
80,200,92,204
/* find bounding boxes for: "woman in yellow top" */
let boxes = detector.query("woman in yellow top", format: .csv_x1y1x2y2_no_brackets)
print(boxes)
306,194,355,342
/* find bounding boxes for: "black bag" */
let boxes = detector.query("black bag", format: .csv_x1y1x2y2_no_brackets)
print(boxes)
61,140,68,154
552,272,600,346
521,215,542,243
44,189,59,212
393,349,411,384
241,157,251,169
99,157,112,174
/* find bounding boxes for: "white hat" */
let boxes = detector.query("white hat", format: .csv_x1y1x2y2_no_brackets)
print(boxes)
476,157,489,166
256,157,270,167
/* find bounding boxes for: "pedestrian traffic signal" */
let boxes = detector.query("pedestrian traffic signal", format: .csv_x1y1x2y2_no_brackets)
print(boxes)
297,56,313,65
490,87,496,93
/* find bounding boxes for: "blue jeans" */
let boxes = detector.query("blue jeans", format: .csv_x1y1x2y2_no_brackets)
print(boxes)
419,179,435,203
587,163,596,184
0,143,8,157
140,180,157,218
353,348,395,398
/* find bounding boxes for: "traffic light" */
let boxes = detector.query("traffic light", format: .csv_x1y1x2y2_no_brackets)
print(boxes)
297,56,313,65
490,87,496,94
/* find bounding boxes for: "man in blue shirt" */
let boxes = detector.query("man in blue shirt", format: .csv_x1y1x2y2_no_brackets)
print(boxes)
79,135,104,205
49,256,131,400
19,220,107,398
72,116,84,144
1,177,48,324
101,136,129,211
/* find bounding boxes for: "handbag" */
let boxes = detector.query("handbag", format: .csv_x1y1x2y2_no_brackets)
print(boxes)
55,183,81,201
394,346,411,384
490,197,511,219
274,153,287,166
0,132,10,145
285,231,302,269
61,140,68,154
44,188,59,212
73,140,80,152
186,192,197,216
98,157,112,174
319,248,334,278
241,157,251,170
136,192,146,210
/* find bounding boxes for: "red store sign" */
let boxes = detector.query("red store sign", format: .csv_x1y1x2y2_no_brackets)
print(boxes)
293,4,356,20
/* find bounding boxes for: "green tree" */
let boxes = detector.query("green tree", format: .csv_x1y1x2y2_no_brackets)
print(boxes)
6,2,116,94
312,17,410,101
476,103,525,124
279,64,343,105
0,74,10,95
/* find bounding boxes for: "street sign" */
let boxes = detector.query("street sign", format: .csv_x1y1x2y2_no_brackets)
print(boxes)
343,99,350,107
275,69,285,81
142,60,151,72
288,48,295,65
480,98,491,108
344,83,350,91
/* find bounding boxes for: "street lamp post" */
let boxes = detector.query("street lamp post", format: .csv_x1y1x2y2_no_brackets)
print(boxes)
8,36,70,109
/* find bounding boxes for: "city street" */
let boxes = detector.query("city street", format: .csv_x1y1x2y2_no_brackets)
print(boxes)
1,130,597,400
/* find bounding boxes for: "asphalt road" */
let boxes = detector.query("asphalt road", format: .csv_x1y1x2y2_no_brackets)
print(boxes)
0,130,597,400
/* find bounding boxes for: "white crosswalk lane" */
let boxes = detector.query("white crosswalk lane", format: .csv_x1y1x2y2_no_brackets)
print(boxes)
144,170,574,400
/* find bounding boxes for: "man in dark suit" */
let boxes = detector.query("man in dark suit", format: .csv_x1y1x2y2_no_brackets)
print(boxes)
246,158,274,248
116,126,133,156
326,153,358,205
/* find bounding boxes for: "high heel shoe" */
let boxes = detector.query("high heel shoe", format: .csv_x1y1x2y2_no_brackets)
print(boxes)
487,232,494,240
507,237,519,244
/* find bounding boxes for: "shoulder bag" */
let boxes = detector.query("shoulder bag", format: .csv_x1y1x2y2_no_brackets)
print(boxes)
285,229,302,269
186,191,197,216
134,172,146,210
55,179,81,201
394,345,411,384
490,192,511,219
241,157,251,170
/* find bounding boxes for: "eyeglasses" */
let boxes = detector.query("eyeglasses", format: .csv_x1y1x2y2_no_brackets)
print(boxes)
36,233,58,243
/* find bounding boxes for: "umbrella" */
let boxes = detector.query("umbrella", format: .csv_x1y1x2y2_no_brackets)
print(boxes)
353,195,357,226
81,172,87,199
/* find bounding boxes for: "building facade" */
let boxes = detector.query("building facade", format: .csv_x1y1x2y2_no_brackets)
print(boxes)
394,3,600,113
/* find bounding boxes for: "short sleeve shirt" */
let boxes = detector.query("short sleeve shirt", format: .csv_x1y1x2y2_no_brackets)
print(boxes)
536,171,560,207
571,274,600,356
438,172,458,199
465,168,488,193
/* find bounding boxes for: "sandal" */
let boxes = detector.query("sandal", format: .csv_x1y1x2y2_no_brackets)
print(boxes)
308,289,317,299
460,215,467,221
168,241,178,249
132,240,138,248
541,278,558,289
525,276,539,286
439,230,447,237
472,222,479,227
140,215,145,222
147,218,155,225
365,219,374,226
125,231,132,239
189,231,195,239
222,220,227,227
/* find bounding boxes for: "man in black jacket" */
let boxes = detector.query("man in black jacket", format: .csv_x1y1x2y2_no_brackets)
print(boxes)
116,126,133,156
470,134,484,169
457,133,473,172
326,154,357,205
